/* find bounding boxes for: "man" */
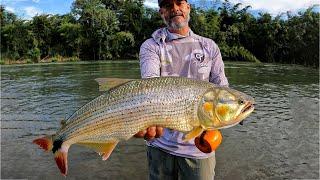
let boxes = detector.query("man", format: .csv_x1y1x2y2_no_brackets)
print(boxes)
135,0,229,179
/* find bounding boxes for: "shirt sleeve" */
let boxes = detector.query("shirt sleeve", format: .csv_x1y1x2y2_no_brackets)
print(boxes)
209,44,229,86
139,39,161,78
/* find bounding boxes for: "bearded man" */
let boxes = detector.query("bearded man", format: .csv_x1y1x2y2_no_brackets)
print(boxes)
136,0,229,179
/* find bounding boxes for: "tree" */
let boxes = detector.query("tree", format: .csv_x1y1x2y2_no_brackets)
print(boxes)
59,22,83,57
72,0,119,59
0,0,318,67
31,15,54,57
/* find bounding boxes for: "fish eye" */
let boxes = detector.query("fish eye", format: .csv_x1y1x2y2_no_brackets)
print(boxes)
238,99,245,105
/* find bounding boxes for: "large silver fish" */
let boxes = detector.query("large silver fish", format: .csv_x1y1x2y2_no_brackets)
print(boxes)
33,77,254,176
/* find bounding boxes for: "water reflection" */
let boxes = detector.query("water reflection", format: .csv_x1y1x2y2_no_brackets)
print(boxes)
1,62,319,179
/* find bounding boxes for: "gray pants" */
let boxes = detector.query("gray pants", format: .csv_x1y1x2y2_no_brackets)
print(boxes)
147,146,216,180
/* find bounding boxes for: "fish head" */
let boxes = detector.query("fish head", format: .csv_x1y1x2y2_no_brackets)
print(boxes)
197,87,254,130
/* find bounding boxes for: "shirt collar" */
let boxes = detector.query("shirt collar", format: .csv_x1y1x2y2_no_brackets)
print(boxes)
165,28,192,41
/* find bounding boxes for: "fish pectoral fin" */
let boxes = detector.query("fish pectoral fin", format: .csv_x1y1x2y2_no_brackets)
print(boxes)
95,78,134,91
183,126,204,142
77,141,118,161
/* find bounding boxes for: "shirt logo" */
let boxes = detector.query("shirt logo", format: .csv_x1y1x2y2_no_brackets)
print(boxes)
195,53,205,63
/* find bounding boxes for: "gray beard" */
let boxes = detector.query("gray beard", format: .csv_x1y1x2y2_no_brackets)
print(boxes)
162,13,190,30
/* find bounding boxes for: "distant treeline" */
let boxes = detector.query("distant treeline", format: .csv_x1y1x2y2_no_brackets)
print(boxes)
1,0,319,67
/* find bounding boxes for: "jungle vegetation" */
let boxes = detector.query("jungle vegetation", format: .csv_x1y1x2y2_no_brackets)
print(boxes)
0,0,319,67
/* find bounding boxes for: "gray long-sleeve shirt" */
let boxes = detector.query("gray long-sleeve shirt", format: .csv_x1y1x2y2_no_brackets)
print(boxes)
139,28,228,159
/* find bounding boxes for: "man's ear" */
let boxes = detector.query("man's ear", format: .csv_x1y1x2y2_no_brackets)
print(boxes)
187,3,191,11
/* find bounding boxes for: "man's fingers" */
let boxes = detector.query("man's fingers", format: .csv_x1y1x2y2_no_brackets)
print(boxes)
134,130,147,138
155,126,163,138
145,127,156,140
134,126,164,140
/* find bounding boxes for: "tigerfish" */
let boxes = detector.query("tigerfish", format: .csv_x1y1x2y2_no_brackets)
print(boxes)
33,77,254,176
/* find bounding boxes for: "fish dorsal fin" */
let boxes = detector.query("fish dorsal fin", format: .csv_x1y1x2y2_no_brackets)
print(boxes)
183,126,204,142
77,141,118,160
95,78,135,91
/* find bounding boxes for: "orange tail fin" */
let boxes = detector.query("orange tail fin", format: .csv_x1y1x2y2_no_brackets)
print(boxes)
34,136,70,176
54,145,69,176
33,136,53,152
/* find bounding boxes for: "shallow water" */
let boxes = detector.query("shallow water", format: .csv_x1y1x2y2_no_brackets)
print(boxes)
1,61,319,179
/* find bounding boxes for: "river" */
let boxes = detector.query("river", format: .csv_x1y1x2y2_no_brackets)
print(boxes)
1,61,319,179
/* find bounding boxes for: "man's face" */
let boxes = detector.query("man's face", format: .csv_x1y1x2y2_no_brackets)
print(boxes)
159,0,191,30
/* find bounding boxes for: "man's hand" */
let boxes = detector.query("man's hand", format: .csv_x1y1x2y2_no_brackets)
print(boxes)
134,126,164,140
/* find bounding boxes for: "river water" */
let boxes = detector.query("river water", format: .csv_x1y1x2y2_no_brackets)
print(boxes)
1,61,319,180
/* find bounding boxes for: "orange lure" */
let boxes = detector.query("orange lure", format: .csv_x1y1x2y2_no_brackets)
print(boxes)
195,130,222,153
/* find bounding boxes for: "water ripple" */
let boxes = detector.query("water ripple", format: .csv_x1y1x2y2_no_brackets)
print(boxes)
1,62,319,179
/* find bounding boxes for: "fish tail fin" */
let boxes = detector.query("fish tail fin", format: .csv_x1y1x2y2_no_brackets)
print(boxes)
33,135,54,152
34,136,70,176
54,142,69,176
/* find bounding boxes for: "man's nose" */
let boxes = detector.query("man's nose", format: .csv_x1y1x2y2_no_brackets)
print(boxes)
171,2,180,12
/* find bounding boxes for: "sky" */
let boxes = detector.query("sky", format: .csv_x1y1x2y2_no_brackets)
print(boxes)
1,0,74,19
1,0,319,20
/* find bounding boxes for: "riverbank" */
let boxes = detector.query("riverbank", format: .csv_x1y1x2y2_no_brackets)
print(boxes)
2,58,319,70
0,59,141,67
0,56,81,65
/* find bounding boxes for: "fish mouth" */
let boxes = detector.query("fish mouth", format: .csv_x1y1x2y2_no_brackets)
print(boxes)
236,102,254,122
242,102,254,114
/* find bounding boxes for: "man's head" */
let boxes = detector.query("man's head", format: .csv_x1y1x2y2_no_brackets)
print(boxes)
158,0,191,30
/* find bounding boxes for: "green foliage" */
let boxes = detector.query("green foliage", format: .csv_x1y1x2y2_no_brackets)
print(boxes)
51,55,63,62
49,55,80,62
190,7,220,39
72,0,120,60
111,31,135,58
59,22,82,57
66,56,80,62
0,1,319,67
26,59,33,64
0,5,17,25
27,47,41,62
220,45,260,63
31,15,53,57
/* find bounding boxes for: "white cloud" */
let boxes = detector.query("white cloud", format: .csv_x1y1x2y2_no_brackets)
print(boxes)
228,0,319,15
5,6,15,13
144,0,158,8
32,0,40,3
24,6,42,18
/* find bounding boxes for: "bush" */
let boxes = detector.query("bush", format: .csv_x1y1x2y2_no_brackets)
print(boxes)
9,52,20,60
50,55,63,62
26,59,33,64
27,48,41,63
220,45,261,63
111,31,135,58
66,56,80,62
